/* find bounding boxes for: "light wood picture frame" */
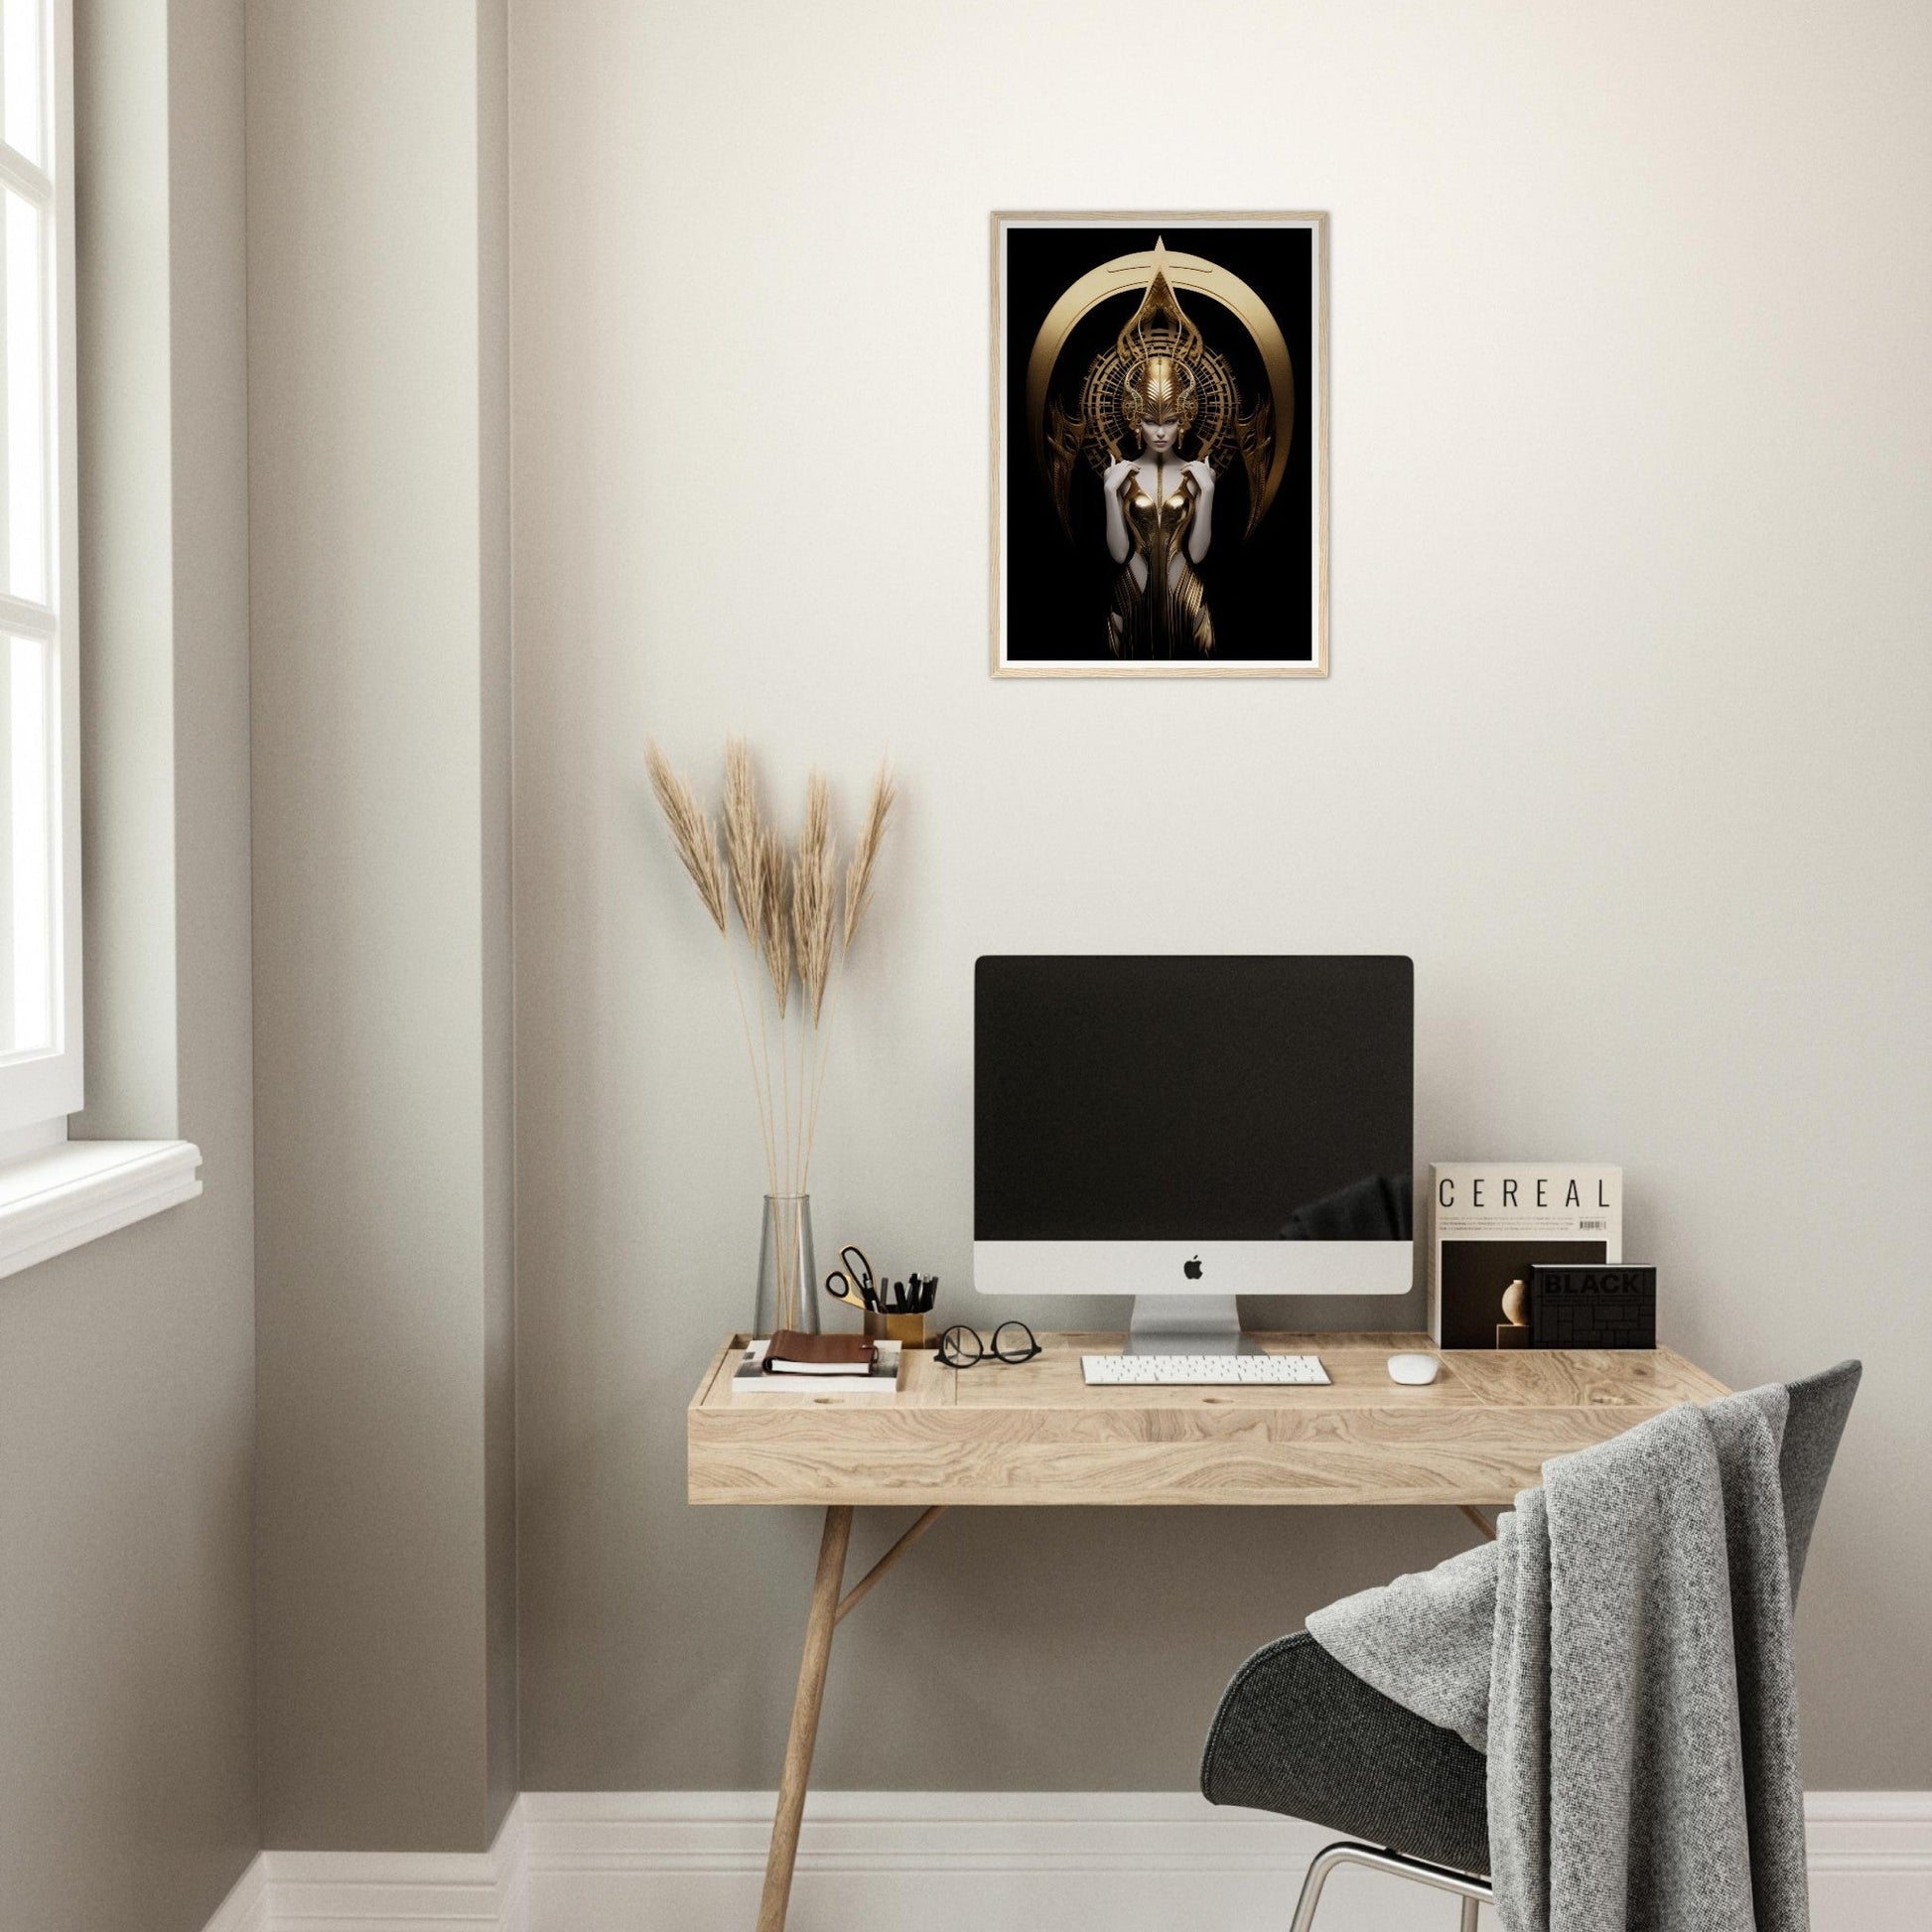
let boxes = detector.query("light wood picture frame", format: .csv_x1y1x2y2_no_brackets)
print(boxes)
991,211,1329,679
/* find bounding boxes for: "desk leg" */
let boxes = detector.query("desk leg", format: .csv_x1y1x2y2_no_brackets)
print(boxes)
758,1504,853,1932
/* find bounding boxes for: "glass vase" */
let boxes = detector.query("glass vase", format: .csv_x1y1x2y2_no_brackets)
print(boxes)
754,1193,818,1338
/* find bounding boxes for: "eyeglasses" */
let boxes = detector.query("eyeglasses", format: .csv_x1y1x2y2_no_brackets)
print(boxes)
936,1320,1040,1368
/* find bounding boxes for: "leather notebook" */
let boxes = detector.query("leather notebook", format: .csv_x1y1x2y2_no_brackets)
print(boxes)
763,1330,878,1375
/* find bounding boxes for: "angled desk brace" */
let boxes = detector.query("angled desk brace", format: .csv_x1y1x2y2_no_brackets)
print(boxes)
688,1330,1727,1932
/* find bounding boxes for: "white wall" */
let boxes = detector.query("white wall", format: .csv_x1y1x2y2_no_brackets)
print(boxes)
511,0,1932,1792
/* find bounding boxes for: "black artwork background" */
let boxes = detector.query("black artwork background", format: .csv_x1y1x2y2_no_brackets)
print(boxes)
1002,223,1315,663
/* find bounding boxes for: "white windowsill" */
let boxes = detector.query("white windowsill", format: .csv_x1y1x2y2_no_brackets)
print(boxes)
0,1139,203,1282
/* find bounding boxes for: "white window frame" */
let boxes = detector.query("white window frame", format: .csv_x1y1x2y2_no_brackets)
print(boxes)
0,0,79,1144
0,0,201,1277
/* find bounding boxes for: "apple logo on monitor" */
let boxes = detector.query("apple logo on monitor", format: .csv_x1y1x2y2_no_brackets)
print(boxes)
1183,1255,1203,1280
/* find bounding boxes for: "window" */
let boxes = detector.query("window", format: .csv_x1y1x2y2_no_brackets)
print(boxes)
0,0,200,1273
0,0,76,1147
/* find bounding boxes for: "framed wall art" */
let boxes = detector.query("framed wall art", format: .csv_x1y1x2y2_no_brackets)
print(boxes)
992,211,1328,678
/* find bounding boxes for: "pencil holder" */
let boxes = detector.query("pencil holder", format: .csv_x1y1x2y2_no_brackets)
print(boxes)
866,1309,928,1348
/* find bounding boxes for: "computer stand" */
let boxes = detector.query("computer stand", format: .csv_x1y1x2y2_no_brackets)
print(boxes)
1123,1293,1259,1355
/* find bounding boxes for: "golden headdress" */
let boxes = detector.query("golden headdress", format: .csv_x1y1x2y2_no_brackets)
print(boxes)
1038,239,1276,541
1117,266,1203,436
1123,353,1195,436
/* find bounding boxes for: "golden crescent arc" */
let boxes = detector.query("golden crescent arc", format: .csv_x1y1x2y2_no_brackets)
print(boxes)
1026,248,1296,525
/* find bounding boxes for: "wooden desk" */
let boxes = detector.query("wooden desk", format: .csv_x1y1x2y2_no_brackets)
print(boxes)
687,1331,1728,1930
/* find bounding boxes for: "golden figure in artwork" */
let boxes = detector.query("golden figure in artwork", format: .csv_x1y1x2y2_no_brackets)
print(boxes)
1102,348,1217,657
1034,240,1283,660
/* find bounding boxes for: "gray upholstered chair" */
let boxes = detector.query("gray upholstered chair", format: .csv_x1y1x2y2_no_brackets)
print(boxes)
1200,1361,1862,1930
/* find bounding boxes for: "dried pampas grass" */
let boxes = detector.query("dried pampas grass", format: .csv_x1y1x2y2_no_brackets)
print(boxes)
722,737,765,939
843,761,897,948
644,742,727,935
645,737,897,1203
758,826,793,1018
792,774,837,1025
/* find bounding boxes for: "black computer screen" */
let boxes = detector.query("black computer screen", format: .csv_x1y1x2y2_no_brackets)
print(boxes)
974,956,1414,1241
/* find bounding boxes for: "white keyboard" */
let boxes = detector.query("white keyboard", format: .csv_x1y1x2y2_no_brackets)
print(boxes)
1081,1352,1329,1387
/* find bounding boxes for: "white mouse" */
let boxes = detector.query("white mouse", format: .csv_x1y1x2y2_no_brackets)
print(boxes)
1387,1352,1442,1386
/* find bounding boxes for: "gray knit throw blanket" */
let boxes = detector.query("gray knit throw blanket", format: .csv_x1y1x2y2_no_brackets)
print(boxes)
1307,1387,1809,1932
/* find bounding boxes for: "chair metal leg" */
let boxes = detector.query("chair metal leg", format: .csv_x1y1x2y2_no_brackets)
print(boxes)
1288,1841,1493,1932
1286,1844,1349,1932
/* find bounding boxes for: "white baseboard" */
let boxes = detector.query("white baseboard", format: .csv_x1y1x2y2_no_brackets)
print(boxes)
523,1792,1459,1931
1805,1792,1932,1930
202,1790,1932,1932
202,1853,267,1932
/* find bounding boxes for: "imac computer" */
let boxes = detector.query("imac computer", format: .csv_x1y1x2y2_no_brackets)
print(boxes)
973,955,1414,1354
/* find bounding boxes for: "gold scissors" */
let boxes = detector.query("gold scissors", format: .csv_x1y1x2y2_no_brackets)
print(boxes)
824,1244,878,1313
